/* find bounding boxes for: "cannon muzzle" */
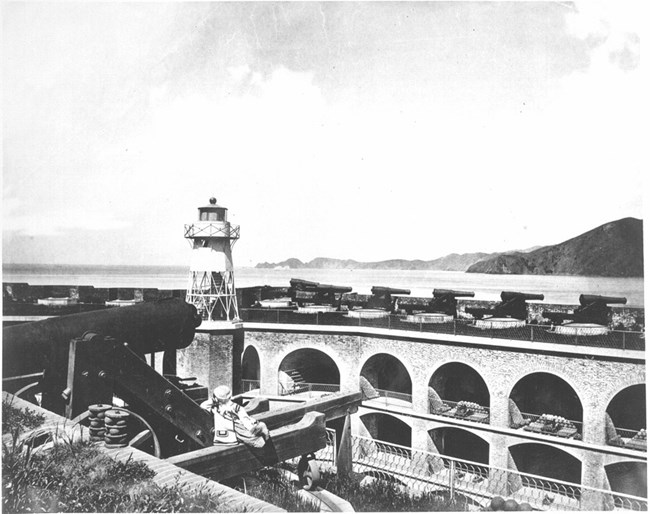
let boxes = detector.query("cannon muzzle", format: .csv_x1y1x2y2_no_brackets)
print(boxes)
371,286,411,296
579,294,627,306
501,291,545,302
433,289,475,298
3,298,201,378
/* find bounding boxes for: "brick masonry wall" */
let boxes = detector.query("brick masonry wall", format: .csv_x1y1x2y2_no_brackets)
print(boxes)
242,329,645,492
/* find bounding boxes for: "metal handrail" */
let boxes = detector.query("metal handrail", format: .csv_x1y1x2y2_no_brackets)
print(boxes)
347,435,647,511
239,308,645,351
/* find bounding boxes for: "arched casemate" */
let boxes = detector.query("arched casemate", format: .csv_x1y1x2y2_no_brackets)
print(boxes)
278,348,340,396
604,384,646,450
509,443,582,495
428,427,489,469
605,461,647,499
359,353,412,405
428,362,490,421
508,372,583,435
359,412,412,449
241,345,260,384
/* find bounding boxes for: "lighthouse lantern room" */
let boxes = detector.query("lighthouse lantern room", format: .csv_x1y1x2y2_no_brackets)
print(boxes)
184,197,240,323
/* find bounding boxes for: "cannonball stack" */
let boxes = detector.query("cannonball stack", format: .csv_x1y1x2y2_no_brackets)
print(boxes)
485,496,533,511
103,409,131,448
87,404,111,441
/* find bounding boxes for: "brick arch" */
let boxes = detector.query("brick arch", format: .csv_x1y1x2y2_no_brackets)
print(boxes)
357,350,415,396
359,411,413,448
507,440,584,465
427,423,492,444
276,346,342,384
356,349,417,386
505,367,586,408
427,359,494,395
601,378,646,414
271,343,350,378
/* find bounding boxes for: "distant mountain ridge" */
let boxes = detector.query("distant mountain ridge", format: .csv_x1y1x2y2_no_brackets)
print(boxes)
255,252,495,271
467,217,643,277
256,217,643,277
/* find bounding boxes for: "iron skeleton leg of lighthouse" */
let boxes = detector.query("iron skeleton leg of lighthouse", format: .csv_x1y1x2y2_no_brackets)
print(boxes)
184,197,240,323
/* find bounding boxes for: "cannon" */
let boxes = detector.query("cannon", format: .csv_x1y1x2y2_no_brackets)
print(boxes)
368,286,411,312
2,299,213,457
428,289,475,317
543,294,627,326
466,291,544,321
289,278,352,308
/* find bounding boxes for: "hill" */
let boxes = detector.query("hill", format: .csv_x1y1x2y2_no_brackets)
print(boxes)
255,253,495,271
466,217,643,277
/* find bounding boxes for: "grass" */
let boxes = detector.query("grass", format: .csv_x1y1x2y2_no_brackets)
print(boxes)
2,397,45,436
227,467,320,512
319,470,468,512
1,399,231,513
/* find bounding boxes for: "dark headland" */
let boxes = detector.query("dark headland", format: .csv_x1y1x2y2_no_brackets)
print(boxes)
256,217,644,277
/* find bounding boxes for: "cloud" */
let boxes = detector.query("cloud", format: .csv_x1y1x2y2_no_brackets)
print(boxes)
3,195,131,237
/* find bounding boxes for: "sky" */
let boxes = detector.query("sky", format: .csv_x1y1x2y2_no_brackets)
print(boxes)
2,1,646,267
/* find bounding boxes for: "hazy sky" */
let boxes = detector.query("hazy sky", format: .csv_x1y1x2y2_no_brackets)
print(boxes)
2,1,644,267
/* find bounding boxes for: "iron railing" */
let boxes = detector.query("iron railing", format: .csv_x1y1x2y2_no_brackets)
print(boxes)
312,435,647,511
278,381,340,397
240,308,645,351
241,379,261,393
369,388,413,406
606,427,647,452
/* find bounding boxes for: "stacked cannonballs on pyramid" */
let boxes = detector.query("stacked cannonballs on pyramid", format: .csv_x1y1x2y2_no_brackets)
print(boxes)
88,404,131,448
87,404,111,441
485,496,533,511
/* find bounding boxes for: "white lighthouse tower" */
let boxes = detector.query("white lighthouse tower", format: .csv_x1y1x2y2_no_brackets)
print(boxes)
184,197,240,323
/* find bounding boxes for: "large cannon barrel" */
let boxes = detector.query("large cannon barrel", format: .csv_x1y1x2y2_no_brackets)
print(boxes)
314,284,353,294
433,289,475,298
3,298,202,377
579,294,627,306
290,278,320,290
371,286,411,296
500,291,545,302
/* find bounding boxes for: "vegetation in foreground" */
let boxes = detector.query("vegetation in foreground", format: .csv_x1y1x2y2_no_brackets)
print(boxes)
2,400,228,513
227,467,320,512
320,470,467,512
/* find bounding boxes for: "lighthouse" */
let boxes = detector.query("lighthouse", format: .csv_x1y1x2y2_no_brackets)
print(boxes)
184,197,240,323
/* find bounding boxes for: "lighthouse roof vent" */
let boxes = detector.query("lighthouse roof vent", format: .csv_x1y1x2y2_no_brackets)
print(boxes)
199,197,226,210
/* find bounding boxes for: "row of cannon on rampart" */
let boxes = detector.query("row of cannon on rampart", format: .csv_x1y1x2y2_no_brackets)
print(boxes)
250,279,629,326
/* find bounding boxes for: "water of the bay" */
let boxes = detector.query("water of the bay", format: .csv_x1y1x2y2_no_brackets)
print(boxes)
2,264,645,306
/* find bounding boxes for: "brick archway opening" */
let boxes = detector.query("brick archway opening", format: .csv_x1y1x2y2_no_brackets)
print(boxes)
510,372,583,426
242,345,260,381
360,353,412,398
428,427,489,469
607,384,646,434
360,412,411,449
278,348,340,394
510,443,582,491
428,362,490,413
605,461,647,499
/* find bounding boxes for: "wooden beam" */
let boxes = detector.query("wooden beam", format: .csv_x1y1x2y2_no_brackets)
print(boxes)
167,411,326,481
256,392,361,430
